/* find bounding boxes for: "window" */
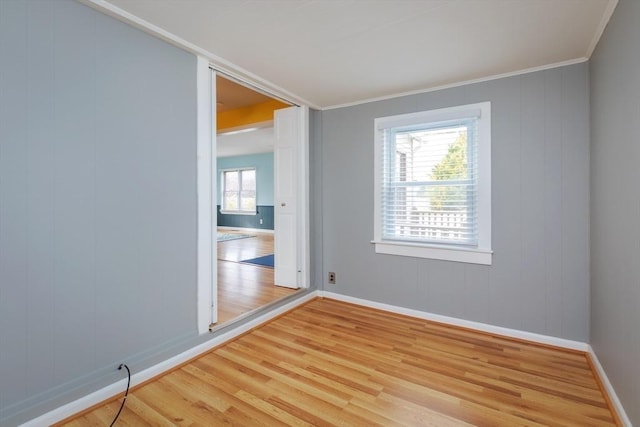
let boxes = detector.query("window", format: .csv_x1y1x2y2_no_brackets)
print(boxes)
373,102,492,265
220,168,257,215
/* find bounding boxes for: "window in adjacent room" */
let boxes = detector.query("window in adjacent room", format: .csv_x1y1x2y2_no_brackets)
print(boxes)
220,168,257,214
373,102,492,265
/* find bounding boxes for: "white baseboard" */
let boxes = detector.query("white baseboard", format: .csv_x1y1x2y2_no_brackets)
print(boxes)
319,291,589,352
21,291,318,427
217,226,274,234
320,292,631,424
26,291,631,426
587,345,633,427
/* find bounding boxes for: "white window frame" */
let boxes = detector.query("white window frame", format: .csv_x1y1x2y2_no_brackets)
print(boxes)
220,167,257,215
373,102,492,265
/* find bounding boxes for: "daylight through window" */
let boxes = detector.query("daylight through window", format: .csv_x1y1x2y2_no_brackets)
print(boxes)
221,168,257,214
374,103,492,264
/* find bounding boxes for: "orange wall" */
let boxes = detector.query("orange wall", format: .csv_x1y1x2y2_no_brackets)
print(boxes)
217,99,289,131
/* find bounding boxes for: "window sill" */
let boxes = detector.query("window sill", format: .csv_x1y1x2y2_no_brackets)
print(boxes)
220,210,257,216
371,240,492,265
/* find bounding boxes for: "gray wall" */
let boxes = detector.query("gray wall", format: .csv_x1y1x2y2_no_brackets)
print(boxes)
0,1,197,424
217,152,275,205
310,109,324,290
216,152,275,230
590,0,640,424
0,0,604,424
320,63,590,342
216,205,274,230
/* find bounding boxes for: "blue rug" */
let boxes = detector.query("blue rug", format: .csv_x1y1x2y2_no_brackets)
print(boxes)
240,254,274,268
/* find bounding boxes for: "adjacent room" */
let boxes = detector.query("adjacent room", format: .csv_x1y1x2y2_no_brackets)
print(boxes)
1,0,638,426
215,75,300,325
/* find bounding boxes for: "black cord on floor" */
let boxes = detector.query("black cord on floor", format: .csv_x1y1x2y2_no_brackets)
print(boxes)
109,364,131,427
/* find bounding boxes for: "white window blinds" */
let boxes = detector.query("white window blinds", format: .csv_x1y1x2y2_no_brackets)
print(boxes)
380,118,478,246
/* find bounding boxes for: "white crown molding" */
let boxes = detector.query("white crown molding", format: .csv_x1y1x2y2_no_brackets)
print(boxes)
79,1,610,113
323,58,589,111
217,226,275,234
77,0,320,110
586,0,619,57
74,1,598,114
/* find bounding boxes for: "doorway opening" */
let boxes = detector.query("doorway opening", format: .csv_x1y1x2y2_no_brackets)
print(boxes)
214,74,302,326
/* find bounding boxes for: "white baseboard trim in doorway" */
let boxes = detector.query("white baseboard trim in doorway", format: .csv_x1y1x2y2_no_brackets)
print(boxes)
21,290,318,427
217,226,274,234
587,345,632,426
319,291,589,352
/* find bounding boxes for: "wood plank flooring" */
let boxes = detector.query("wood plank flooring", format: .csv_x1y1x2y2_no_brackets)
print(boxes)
217,230,297,325
60,298,619,426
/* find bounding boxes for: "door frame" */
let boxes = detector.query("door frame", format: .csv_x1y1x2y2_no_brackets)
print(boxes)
297,105,310,289
196,59,309,334
196,59,216,333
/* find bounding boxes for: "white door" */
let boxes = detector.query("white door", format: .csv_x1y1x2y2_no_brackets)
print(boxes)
196,61,216,332
274,106,304,288
209,69,218,325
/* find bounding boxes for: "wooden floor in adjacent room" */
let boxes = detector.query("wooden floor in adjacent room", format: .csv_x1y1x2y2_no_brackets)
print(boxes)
216,229,297,325
60,298,619,426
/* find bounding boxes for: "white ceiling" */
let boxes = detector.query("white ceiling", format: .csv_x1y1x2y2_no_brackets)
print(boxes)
101,0,616,109
217,127,275,158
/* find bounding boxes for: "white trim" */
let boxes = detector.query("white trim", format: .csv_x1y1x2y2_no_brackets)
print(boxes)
586,0,619,57
324,58,588,111
319,291,589,352
217,226,274,234
217,120,273,136
79,0,601,112
196,58,215,334
375,105,483,129
372,241,492,265
587,345,633,427
75,1,596,113
373,102,491,265
29,292,632,426
20,291,319,427
298,106,311,289
79,0,319,110
219,167,258,215
219,210,257,216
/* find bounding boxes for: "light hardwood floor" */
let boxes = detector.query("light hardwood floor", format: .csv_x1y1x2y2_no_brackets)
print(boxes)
217,229,297,325
60,298,619,426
